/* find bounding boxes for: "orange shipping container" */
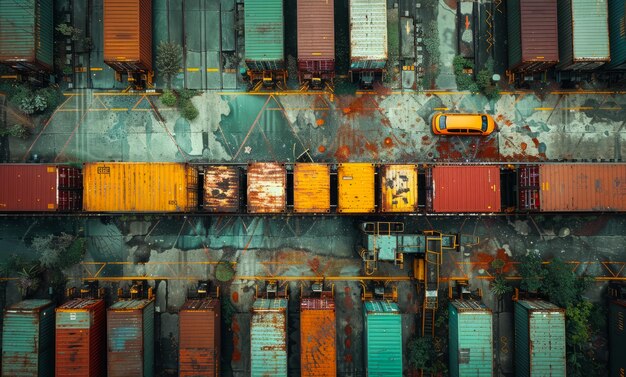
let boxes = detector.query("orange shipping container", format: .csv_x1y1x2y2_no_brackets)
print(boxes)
300,298,336,377
338,163,375,213
179,299,221,377
103,0,152,72
203,166,240,213
539,164,626,211
247,163,286,213
380,164,418,212
83,162,198,212
294,163,330,213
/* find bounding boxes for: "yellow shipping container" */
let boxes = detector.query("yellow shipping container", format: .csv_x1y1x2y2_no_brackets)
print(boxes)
380,164,418,212
338,163,375,213
83,162,198,212
294,164,330,213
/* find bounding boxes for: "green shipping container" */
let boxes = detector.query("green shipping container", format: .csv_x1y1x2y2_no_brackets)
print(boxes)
557,0,610,71
244,0,284,71
1,299,55,377
250,298,288,377
0,0,53,72
514,300,566,377
363,301,402,377
448,300,493,377
609,300,626,377
608,0,626,70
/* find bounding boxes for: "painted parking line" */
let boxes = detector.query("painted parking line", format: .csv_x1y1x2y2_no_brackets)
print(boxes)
534,106,620,111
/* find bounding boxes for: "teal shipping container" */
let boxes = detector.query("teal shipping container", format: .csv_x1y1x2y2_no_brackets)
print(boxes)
1,299,55,377
0,0,53,72
609,300,626,377
514,300,566,377
608,0,626,70
448,300,493,377
244,0,284,71
107,299,155,377
250,298,288,377
557,0,610,71
363,301,402,377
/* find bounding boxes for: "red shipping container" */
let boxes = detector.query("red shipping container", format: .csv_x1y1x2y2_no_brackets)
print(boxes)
179,299,221,377
297,0,335,76
0,164,82,211
56,299,106,377
430,166,501,213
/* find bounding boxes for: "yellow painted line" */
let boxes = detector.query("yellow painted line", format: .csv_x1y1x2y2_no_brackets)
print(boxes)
561,107,594,111
0,75,18,79
110,108,128,111
534,107,554,111
186,67,200,72
433,107,449,111
90,67,103,71
599,107,623,110
206,68,219,72
91,92,161,96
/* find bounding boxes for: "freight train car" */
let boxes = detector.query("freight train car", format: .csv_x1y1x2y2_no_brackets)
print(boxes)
449,300,493,377
103,0,153,86
179,298,221,377
296,0,335,88
250,298,288,377
0,0,53,74
244,0,286,88
349,0,388,87
363,301,402,376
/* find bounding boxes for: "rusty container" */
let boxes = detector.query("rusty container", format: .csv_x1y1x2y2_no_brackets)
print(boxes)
55,299,106,377
380,164,418,213
250,298,288,377
83,162,198,212
300,298,336,377
107,299,154,377
203,166,241,213
294,163,330,213
103,0,152,72
2,299,55,377
539,164,626,212
296,0,335,80
429,166,501,213
179,298,221,377
0,164,82,212
338,163,375,213
247,163,286,213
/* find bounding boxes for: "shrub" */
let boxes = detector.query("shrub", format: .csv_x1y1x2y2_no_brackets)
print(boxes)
180,99,199,121
215,261,235,282
156,42,182,89
161,90,177,107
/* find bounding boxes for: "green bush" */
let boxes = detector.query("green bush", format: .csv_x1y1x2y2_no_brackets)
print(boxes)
180,99,199,120
161,90,177,107
178,88,199,101
59,238,87,269
452,55,478,91
215,261,235,282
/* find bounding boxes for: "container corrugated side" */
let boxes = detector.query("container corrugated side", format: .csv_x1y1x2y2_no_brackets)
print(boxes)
297,0,335,74
107,300,154,377
449,300,493,377
609,300,626,377
203,166,240,213
83,162,198,212
244,0,284,70
608,0,626,69
179,299,221,377
55,299,106,377
431,166,501,213
539,164,626,211
363,301,402,377
349,0,387,69
380,164,418,212
251,299,288,377
294,163,330,213
247,163,286,213
2,299,55,377
300,298,336,377
103,0,152,72
338,163,375,213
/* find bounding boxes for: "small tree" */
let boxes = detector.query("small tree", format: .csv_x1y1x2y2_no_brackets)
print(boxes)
156,42,182,89
490,274,512,297
517,251,545,293
541,258,581,308
406,337,435,371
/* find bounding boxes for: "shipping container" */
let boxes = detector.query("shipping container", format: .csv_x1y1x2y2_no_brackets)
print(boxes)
518,165,540,211
363,301,402,377
247,163,286,213
349,0,388,70
179,298,221,377
608,0,626,70
107,299,154,377
380,164,418,212
244,0,284,71
300,298,336,377
297,0,335,83
250,299,288,377
0,0,53,72
338,163,376,213
203,166,240,213
83,162,198,212
2,299,55,377
55,299,106,377
428,166,501,213
448,300,493,377
557,0,610,71
293,163,330,213
0,164,82,212
507,0,559,73
103,0,153,72
609,300,626,377
538,164,626,212
514,300,565,377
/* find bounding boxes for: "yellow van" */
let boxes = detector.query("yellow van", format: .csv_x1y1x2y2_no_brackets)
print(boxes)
431,113,496,136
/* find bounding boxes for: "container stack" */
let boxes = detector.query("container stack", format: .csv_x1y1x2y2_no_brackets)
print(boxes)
250,298,288,377
363,301,402,377
179,298,221,377
448,300,493,377
296,0,335,85
300,297,337,377
609,300,626,376
103,0,152,73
